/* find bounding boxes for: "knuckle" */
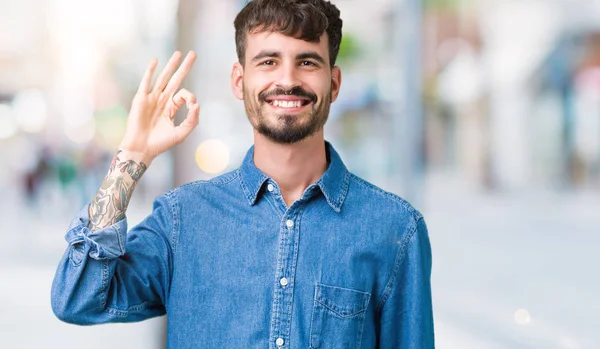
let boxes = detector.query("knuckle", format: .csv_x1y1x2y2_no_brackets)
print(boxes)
133,93,147,102
132,99,146,110
157,93,170,105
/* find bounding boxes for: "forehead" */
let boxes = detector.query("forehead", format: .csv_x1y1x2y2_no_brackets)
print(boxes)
245,31,330,60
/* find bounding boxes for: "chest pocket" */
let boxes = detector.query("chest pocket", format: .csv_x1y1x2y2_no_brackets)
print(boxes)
309,284,371,349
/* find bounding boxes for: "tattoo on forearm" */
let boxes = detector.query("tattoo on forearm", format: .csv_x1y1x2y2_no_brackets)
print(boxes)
88,150,148,231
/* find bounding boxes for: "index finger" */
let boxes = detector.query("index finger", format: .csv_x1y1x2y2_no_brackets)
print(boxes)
137,58,158,94
162,51,197,95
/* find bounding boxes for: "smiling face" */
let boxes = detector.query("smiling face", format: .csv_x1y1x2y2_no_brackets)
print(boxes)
231,31,342,144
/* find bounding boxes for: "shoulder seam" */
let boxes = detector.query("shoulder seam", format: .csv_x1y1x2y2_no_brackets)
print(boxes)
166,170,241,195
348,173,422,220
162,190,179,302
376,213,419,312
164,190,179,257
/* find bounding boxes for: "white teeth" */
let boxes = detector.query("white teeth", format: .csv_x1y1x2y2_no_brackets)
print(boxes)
272,100,303,108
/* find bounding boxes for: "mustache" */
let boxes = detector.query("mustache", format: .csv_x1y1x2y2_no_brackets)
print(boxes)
258,87,317,104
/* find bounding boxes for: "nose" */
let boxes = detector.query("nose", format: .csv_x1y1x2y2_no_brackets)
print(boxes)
275,62,301,91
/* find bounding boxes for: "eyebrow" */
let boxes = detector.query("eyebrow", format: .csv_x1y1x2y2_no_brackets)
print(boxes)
251,50,327,65
251,50,280,62
296,52,326,65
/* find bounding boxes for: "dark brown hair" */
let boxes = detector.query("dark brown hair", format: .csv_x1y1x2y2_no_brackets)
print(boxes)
234,0,343,68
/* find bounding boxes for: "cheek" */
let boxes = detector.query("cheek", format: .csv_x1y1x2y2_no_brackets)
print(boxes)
308,73,332,94
245,71,274,92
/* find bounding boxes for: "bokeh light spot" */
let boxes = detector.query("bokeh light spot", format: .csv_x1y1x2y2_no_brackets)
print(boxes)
514,309,531,325
195,139,230,174
13,89,48,133
0,104,18,140
64,119,96,144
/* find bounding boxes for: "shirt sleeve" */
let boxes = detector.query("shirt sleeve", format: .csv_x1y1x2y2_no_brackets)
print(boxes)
50,192,177,325
378,215,435,348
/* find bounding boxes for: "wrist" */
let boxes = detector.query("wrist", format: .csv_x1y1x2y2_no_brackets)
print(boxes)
115,147,155,166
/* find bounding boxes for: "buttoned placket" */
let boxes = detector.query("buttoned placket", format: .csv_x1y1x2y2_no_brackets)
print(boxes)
265,181,305,349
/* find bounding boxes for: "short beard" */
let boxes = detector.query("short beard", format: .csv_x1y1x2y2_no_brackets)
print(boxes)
243,85,331,144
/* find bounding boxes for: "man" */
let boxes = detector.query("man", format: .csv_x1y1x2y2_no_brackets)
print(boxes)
51,0,435,348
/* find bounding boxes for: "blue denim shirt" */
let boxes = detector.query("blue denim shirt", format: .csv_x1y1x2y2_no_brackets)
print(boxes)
51,142,434,348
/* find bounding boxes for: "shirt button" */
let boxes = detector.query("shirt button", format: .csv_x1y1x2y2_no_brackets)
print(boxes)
286,220,294,228
267,184,274,192
280,277,288,287
276,338,284,347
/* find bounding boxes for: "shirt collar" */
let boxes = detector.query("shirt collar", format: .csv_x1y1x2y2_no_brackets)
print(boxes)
239,141,350,212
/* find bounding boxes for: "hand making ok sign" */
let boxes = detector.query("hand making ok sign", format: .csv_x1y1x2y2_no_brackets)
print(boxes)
119,51,199,163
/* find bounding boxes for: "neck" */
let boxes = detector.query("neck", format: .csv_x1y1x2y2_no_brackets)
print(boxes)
253,130,328,206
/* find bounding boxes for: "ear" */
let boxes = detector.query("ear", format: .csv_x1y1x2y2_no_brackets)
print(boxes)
231,62,244,100
330,66,342,103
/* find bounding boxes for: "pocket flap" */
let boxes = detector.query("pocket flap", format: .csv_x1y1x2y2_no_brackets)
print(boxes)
315,284,371,318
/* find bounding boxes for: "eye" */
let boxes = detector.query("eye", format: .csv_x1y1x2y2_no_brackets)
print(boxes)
261,60,276,66
300,61,317,67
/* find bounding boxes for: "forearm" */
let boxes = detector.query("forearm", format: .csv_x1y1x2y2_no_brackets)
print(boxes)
89,150,150,231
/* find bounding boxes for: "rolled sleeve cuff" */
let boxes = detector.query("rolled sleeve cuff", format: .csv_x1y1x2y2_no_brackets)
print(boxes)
64,204,128,260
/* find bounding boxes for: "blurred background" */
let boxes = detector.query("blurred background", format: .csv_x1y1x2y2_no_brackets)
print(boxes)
0,0,599,347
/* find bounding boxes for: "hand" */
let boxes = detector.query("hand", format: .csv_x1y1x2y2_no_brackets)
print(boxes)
119,51,200,163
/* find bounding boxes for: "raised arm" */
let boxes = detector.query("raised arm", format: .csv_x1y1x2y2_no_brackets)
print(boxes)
52,51,199,325
89,50,199,231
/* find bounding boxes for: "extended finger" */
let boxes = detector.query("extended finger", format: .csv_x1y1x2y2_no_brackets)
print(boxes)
173,103,200,144
152,51,183,93
162,51,197,96
137,58,158,94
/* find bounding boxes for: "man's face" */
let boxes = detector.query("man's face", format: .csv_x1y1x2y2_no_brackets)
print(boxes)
231,31,341,144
